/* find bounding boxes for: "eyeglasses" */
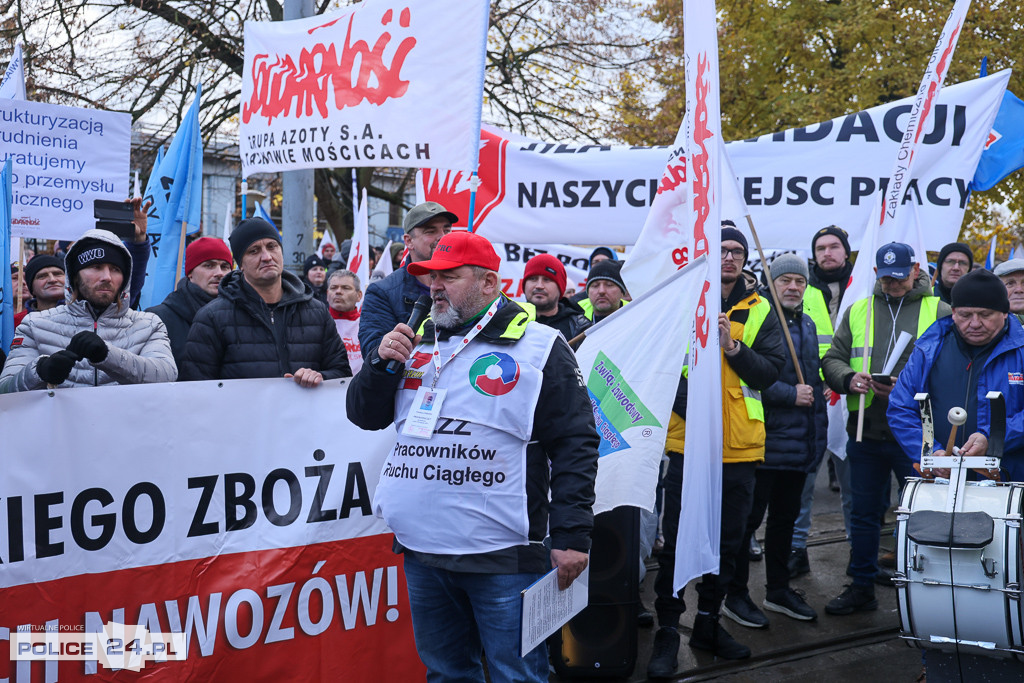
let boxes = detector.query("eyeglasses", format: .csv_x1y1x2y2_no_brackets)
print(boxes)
721,248,745,261
944,258,970,269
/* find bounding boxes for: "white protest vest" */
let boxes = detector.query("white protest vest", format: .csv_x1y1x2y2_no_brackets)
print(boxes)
373,321,558,555
333,317,363,374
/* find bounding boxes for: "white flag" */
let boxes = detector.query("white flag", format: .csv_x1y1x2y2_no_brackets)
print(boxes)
829,0,972,453
223,202,234,250
371,239,395,281
675,0,725,592
349,189,371,296
576,257,708,514
0,43,26,100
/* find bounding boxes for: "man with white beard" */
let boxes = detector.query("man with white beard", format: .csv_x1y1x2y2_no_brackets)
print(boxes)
346,231,599,682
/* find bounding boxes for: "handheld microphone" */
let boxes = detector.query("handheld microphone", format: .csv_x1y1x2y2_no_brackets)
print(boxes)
386,295,433,374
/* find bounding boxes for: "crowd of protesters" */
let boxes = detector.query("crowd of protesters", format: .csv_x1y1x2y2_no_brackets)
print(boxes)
4,198,1024,682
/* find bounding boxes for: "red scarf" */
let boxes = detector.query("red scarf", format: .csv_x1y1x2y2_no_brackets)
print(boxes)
329,307,360,321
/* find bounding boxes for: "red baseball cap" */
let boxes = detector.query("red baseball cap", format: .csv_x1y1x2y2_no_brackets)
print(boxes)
407,231,501,275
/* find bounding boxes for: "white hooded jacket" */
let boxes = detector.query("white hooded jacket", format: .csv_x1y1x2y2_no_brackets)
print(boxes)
0,229,176,392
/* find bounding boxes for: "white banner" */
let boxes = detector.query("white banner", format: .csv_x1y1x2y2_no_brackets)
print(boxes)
676,0,725,591
0,43,26,100
239,0,489,175
0,99,131,241
576,258,707,515
421,73,1008,252
0,379,426,681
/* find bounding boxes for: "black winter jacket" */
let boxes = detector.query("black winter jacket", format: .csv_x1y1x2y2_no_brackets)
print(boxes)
358,266,429,360
146,277,214,368
180,270,350,380
347,297,598,574
536,298,590,341
761,301,828,472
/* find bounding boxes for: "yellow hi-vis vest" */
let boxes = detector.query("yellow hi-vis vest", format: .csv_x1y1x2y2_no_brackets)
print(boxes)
579,297,629,321
803,286,834,360
846,295,941,410
666,292,772,462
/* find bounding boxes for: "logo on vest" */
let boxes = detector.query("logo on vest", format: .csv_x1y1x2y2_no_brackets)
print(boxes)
468,352,520,396
883,250,896,265
1009,372,1023,385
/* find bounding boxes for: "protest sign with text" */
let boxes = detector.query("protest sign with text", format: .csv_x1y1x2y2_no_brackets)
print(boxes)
240,0,489,175
0,99,130,241
0,379,424,682
422,73,1008,253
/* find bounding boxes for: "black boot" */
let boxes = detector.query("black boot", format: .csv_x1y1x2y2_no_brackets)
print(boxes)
647,627,680,678
689,613,751,660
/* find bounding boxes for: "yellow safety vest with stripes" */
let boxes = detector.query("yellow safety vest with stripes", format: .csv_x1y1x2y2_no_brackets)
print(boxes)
846,295,941,410
803,286,834,360
666,292,773,463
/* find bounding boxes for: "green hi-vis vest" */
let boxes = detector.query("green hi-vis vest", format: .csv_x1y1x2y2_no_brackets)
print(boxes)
803,286,834,360
846,295,941,410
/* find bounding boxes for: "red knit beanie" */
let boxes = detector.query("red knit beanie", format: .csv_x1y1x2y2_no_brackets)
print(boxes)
185,237,233,275
523,253,567,296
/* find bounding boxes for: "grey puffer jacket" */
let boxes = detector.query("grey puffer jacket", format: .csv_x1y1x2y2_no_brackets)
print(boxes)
0,230,177,392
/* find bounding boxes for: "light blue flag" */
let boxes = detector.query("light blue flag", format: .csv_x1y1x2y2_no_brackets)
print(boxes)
1,159,14,353
140,85,204,309
985,235,997,270
254,202,276,228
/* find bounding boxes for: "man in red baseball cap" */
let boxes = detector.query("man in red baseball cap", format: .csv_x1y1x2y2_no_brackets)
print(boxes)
523,253,589,341
146,237,232,366
347,230,599,683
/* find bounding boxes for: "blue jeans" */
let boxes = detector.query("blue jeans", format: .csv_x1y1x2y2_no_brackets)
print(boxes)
403,554,547,683
847,438,916,586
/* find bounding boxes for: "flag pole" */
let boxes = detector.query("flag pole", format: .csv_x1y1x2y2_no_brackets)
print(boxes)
15,238,24,314
175,220,188,285
241,179,248,219
744,215,805,385
466,171,480,233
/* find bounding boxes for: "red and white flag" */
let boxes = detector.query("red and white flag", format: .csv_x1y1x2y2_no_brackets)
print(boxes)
674,0,726,590
240,0,489,175
828,0,974,454
350,188,371,299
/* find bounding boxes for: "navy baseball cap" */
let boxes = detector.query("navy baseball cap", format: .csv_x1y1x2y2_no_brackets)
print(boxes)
875,242,915,280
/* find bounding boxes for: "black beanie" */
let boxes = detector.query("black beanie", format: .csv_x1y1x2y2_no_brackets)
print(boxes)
66,235,132,297
303,254,328,277
721,226,749,262
589,246,617,267
811,225,851,257
937,242,974,271
229,218,281,265
951,269,1009,313
25,255,64,293
586,259,628,295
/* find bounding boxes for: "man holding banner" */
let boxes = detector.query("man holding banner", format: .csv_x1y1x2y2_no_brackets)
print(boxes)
650,227,784,675
0,228,176,392
347,231,597,683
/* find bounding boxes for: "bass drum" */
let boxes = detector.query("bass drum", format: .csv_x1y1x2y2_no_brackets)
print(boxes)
896,479,1024,660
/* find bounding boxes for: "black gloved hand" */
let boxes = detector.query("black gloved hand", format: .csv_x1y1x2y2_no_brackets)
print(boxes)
68,331,108,364
36,350,79,385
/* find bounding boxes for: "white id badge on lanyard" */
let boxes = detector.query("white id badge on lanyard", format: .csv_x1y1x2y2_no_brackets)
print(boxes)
401,387,447,439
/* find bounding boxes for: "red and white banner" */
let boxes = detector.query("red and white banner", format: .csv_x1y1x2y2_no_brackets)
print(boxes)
675,0,725,591
420,73,1007,253
0,379,424,682
240,0,489,175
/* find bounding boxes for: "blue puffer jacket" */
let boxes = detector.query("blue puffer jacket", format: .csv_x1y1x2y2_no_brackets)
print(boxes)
358,266,429,359
761,306,828,472
888,316,1024,472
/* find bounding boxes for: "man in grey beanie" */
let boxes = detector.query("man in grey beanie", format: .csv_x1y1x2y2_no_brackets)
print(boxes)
721,251,827,630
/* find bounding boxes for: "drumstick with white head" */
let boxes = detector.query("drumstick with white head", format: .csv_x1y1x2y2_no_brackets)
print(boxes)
945,407,967,456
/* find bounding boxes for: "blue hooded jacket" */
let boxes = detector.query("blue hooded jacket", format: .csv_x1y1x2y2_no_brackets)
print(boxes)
888,315,1024,477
